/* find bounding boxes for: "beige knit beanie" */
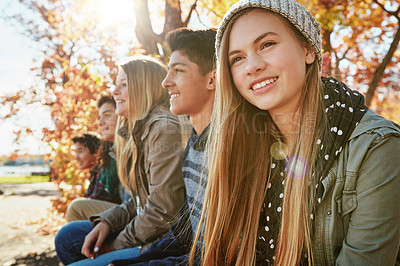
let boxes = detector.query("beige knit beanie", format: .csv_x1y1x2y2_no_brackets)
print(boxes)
216,0,322,70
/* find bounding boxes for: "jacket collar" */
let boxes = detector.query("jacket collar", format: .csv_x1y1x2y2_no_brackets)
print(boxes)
117,105,177,142
349,109,400,140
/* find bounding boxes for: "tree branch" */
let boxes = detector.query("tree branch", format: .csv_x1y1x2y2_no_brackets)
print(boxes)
193,9,208,28
340,47,351,61
366,24,400,105
373,0,399,20
183,0,197,27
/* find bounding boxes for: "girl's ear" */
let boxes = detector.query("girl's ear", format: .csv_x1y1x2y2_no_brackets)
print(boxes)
206,70,216,91
305,47,316,65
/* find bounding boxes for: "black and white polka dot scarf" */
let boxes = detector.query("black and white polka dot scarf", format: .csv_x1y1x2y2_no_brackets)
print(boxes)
256,77,367,264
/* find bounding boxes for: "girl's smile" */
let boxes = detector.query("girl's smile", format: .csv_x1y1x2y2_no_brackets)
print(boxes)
249,76,278,95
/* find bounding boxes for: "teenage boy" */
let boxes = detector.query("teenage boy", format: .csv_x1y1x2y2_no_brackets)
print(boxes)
110,27,216,265
66,92,123,222
72,132,100,172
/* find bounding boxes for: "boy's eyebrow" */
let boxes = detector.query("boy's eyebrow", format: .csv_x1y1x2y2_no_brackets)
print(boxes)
168,62,187,69
100,110,113,115
228,31,278,56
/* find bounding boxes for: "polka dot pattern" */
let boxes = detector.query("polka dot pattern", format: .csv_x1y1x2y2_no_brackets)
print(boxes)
314,77,367,201
256,77,367,263
256,159,285,263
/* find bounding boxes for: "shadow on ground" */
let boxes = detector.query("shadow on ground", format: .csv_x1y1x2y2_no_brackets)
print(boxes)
9,250,61,266
0,183,60,197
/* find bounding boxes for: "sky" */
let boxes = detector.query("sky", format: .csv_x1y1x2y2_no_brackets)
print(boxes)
0,0,136,156
0,1,52,156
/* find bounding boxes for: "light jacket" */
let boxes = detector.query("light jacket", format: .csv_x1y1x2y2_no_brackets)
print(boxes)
313,109,400,265
91,105,185,250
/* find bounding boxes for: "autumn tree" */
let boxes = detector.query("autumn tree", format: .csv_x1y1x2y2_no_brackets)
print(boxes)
1,0,130,213
300,0,399,108
365,0,400,106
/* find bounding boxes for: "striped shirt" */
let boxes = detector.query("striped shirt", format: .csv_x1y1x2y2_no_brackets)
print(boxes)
182,125,209,236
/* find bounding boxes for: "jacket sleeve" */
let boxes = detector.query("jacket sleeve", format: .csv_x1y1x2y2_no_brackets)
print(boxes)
90,197,137,233
111,119,185,250
337,133,400,265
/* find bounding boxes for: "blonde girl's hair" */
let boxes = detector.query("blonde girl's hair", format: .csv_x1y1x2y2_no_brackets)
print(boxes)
190,9,327,266
114,55,168,195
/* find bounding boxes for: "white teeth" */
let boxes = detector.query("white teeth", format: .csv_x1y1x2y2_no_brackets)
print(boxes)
252,78,277,90
170,94,180,98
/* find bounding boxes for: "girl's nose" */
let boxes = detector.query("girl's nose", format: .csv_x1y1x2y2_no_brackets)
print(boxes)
245,53,266,76
113,86,120,95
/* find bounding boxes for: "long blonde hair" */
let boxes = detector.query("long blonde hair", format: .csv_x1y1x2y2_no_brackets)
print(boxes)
114,55,168,194
190,10,327,265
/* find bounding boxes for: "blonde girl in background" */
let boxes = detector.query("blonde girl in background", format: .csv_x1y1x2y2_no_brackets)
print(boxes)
56,55,185,266
191,0,400,265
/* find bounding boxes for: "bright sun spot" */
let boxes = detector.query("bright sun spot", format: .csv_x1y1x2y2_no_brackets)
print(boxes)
79,0,137,57
95,0,136,27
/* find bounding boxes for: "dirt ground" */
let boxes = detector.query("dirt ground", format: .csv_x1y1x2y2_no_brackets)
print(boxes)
0,182,64,266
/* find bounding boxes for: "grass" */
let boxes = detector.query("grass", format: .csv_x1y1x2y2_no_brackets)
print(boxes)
0,175,50,183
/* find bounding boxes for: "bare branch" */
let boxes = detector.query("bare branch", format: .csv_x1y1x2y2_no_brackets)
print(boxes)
193,9,209,28
366,24,400,105
373,0,399,20
183,0,198,27
339,47,351,61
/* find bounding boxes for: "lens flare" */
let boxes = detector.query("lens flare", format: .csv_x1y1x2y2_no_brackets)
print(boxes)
285,155,309,179
270,142,288,160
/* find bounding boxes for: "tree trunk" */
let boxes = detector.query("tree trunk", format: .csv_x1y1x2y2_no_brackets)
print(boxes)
162,0,184,37
322,28,333,76
366,25,400,106
134,0,159,54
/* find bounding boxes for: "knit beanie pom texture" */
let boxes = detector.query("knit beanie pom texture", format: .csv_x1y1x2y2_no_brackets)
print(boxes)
216,0,322,70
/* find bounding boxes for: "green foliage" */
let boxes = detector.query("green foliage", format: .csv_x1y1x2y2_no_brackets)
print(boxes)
0,175,49,183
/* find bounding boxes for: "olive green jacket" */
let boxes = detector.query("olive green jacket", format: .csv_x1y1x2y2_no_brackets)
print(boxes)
313,109,400,265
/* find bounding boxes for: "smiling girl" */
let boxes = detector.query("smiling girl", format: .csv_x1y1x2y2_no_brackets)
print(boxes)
56,56,186,266
191,0,400,265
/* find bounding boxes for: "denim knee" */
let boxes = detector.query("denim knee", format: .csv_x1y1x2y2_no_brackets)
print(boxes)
55,220,93,265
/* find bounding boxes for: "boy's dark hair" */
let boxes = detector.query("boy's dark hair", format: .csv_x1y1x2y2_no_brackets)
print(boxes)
97,91,116,109
72,132,101,154
166,27,217,75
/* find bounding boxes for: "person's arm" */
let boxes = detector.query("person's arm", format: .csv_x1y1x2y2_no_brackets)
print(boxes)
90,197,137,234
337,134,400,265
111,119,185,249
79,196,137,258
